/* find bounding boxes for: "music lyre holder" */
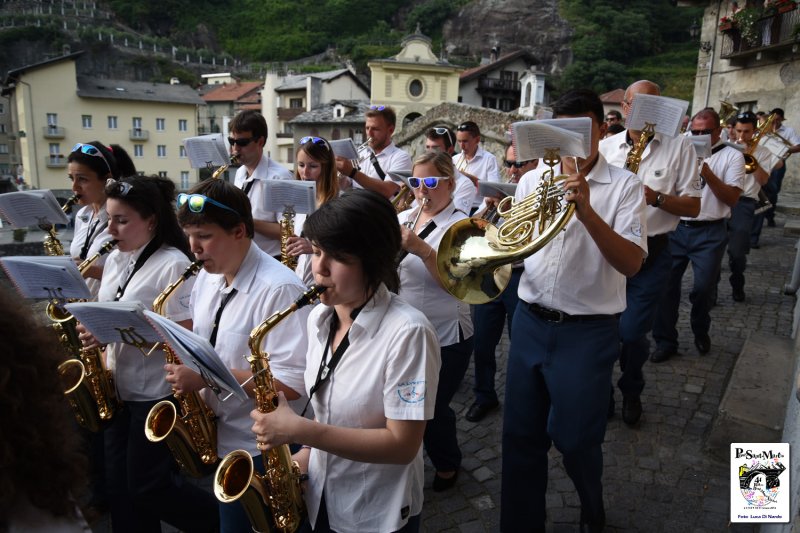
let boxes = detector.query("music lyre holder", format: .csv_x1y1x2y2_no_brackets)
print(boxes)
45,286,68,308
115,326,159,357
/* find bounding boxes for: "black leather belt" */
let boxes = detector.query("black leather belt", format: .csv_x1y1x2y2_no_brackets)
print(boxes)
739,197,757,204
679,219,724,228
527,302,615,323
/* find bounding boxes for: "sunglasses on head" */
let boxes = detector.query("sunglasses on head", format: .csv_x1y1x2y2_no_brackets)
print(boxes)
690,129,715,136
105,179,133,196
177,193,239,215
72,143,112,174
503,159,533,169
227,136,257,148
300,136,329,149
408,176,450,189
370,105,386,111
457,123,477,133
736,112,756,120
430,126,454,146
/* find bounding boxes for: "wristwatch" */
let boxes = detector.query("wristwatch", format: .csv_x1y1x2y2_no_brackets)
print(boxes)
655,193,666,207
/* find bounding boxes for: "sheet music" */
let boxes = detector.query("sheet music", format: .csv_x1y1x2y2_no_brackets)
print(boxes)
387,170,412,185
263,180,317,214
761,135,790,159
0,190,70,228
144,310,248,401
724,141,746,153
689,135,712,159
0,256,91,300
183,133,230,169
626,94,689,137
512,119,589,162
64,301,159,345
478,180,517,198
329,139,360,160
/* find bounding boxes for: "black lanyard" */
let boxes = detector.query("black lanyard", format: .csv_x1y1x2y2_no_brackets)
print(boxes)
80,217,108,260
209,288,238,348
396,219,437,265
242,179,255,196
113,239,160,301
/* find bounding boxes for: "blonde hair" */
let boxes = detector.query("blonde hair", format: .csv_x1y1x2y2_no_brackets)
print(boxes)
412,151,455,180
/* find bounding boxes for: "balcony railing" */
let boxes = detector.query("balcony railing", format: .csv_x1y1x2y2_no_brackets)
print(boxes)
477,77,521,92
45,154,67,168
721,8,800,59
43,125,65,139
277,107,304,121
129,128,150,141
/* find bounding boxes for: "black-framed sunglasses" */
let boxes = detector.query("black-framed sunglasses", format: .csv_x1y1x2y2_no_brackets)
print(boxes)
72,143,112,174
503,159,533,169
227,136,257,147
300,136,329,149
105,179,133,196
690,128,715,136
736,112,756,120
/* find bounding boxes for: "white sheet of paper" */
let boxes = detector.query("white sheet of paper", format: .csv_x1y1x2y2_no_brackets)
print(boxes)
478,180,517,198
0,190,70,227
65,301,159,345
183,133,230,169
512,119,590,162
690,135,713,159
761,135,790,159
387,170,412,185
329,139,360,160
263,180,317,214
0,256,91,300
626,94,689,137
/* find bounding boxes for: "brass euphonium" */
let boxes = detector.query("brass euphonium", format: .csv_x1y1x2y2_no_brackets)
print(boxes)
279,206,297,270
41,194,79,256
54,239,120,432
144,260,219,478
436,149,575,304
214,285,325,533
624,123,656,174
742,112,777,174
719,100,739,128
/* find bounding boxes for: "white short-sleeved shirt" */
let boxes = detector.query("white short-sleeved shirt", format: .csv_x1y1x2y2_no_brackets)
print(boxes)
599,130,702,235
70,205,114,298
516,155,648,315
351,141,413,188
304,284,441,533
741,144,780,199
98,244,194,402
192,242,310,457
684,143,745,221
453,145,501,208
397,202,473,346
234,153,294,256
777,124,800,147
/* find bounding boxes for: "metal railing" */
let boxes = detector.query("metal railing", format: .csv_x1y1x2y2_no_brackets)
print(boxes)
721,8,800,57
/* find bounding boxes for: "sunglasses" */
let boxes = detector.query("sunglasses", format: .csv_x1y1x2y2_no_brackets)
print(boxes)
300,136,329,148
369,105,386,111
503,159,533,169
690,129,715,136
105,180,133,196
457,123,478,133
736,112,756,120
176,193,239,215
227,136,257,147
430,126,454,146
72,143,112,174
408,176,450,189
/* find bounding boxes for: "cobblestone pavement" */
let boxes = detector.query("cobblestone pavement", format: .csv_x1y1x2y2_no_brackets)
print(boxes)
419,211,798,533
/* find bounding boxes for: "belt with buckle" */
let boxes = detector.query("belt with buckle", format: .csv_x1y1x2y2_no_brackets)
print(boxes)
679,219,724,228
526,302,615,323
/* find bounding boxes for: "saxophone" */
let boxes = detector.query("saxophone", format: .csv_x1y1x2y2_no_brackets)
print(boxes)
211,154,239,180
214,285,325,533
144,260,219,478
279,206,298,270
624,122,656,174
54,239,120,432
41,194,79,256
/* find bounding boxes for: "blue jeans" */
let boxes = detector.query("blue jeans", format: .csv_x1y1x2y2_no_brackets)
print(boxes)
424,334,473,472
471,268,522,405
501,303,618,531
728,197,756,291
653,221,728,352
617,239,672,396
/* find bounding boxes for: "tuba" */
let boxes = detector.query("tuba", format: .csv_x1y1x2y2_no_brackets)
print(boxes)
279,206,298,270
624,123,656,174
742,112,777,174
436,149,575,305
145,260,220,478
214,285,324,533
54,239,120,432
41,194,79,257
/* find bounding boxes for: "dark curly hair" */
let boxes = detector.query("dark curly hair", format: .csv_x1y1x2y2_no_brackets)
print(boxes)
0,288,88,527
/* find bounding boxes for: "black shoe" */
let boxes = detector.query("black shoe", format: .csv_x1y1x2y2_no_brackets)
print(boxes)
732,287,745,302
465,400,499,422
432,470,459,492
622,394,642,426
607,389,615,419
694,333,711,354
768,218,776,227
650,347,675,363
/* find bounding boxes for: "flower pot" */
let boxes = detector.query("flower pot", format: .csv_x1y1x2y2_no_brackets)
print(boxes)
778,5,796,14
719,21,734,31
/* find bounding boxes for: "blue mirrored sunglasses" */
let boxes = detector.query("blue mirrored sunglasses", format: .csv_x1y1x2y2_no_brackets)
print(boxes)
300,136,329,148
408,176,450,189
370,105,386,111
72,143,112,173
177,193,239,215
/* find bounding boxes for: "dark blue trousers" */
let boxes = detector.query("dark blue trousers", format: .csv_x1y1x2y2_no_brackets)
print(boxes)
617,241,672,396
424,334,473,472
728,197,756,291
501,303,618,531
471,268,522,405
653,220,728,352
751,164,784,244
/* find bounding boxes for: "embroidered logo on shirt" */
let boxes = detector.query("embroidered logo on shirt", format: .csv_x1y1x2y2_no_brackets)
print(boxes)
397,380,426,403
631,220,642,238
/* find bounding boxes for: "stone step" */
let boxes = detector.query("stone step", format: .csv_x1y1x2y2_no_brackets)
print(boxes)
705,331,795,461
784,219,800,237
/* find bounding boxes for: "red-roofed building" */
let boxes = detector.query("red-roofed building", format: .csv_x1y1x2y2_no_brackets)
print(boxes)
600,88,625,118
199,80,263,134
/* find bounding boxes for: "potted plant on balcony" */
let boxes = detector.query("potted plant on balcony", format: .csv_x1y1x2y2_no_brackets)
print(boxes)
733,6,763,47
772,0,797,14
719,15,735,32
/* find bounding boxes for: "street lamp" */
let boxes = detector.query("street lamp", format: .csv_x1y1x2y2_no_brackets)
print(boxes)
689,19,700,39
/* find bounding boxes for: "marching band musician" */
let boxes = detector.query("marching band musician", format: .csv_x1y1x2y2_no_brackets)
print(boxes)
598,80,701,426
652,109,744,362
229,109,294,260
335,105,413,200
453,121,501,214
68,141,136,295
423,125,477,215
251,189,441,533
397,151,473,492
728,111,780,302
286,135,342,286
501,89,647,533
77,175,219,533
170,178,310,533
